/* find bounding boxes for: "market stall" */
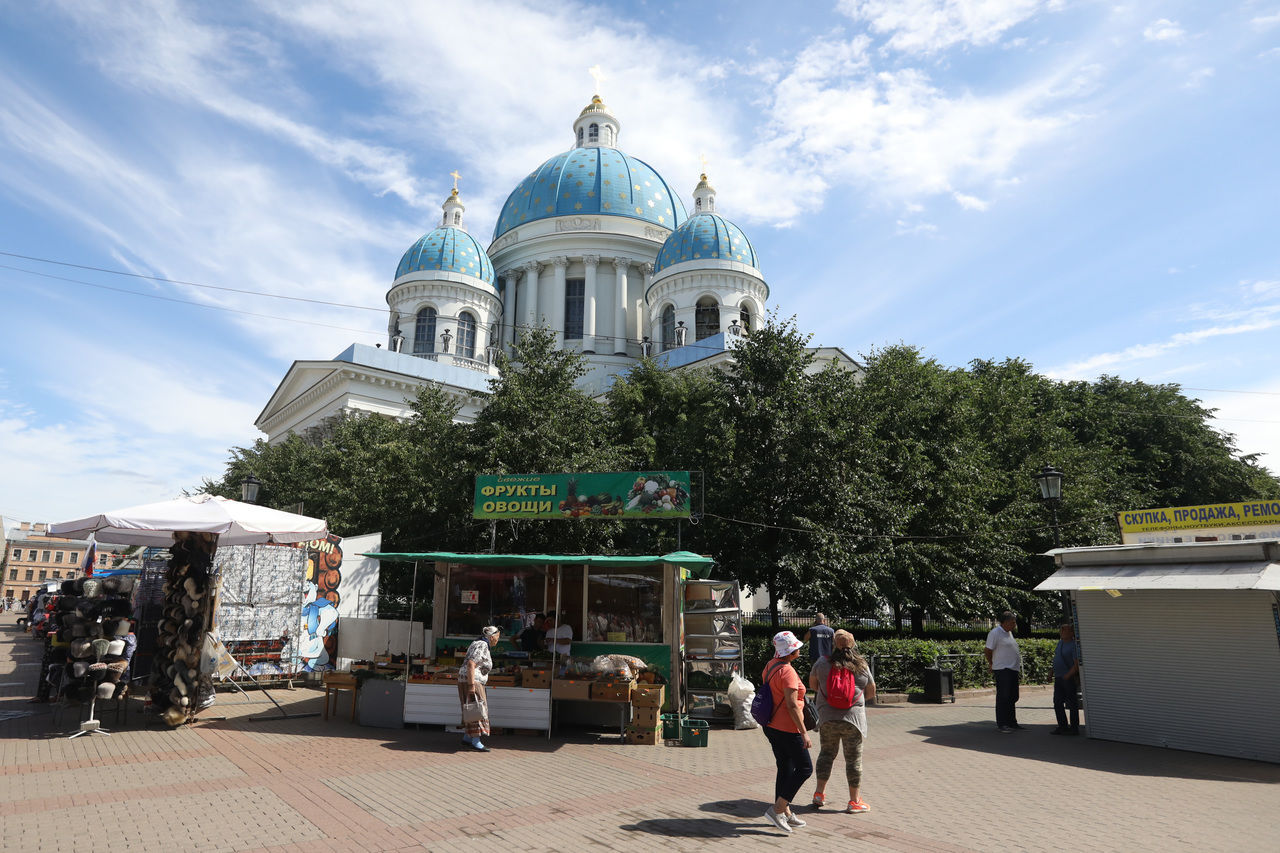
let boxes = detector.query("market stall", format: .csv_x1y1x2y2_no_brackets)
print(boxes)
360,551,739,735
49,495,327,729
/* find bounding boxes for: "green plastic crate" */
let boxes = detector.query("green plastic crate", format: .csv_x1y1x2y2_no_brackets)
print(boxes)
661,713,683,740
680,718,709,747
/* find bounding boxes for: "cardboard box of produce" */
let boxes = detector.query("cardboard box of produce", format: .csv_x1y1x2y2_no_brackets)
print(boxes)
632,685,665,708
623,724,661,745
591,680,634,702
552,678,592,700
631,706,660,729
522,669,552,689
487,674,520,687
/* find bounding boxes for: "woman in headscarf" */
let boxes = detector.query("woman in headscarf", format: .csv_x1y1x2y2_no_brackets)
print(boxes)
458,625,500,752
760,630,813,834
809,628,876,813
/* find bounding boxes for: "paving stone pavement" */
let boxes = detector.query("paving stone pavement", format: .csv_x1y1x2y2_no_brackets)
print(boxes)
2,614,1276,852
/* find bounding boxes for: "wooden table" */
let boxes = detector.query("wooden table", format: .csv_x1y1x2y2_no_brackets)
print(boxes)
323,672,358,722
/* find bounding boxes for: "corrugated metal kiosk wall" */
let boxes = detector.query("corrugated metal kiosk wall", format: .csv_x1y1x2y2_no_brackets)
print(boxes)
1077,588,1280,762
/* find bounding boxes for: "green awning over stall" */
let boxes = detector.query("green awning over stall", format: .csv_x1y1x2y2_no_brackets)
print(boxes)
360,550,714,577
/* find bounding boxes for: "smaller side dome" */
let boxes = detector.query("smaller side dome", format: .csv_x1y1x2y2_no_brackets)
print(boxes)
395,228,494,283
396,186,495,284
654,213,758,275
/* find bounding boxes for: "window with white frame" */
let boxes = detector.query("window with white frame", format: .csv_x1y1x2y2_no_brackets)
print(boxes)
695,298,720,341
588,123,599,142
740,307,752,333
457,312,477,359
413,307,437,354
661,305,676,351
565,278,585,340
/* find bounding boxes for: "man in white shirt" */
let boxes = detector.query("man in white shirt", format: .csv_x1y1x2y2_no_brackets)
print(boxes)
545,617,573,657
984,611,1022,732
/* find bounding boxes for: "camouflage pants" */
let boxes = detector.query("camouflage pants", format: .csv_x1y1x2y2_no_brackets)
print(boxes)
815,719,864,787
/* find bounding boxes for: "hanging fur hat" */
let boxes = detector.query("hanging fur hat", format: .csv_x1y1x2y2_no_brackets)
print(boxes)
72,577,87,594
81,578,102,598
75,600,100,620
101,576,122,594
91,638,111,659
69,639,93,659
182,577,204,600
57,596,77,613
111,619,132,637
95,681,116,699
71,661,90,678
106,639,126,656
61,579,78,595
88,622,105,639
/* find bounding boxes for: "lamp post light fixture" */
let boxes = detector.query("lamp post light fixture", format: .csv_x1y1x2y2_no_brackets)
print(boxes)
391,330,405,353
240,474,262,504
1032,464,1064,548
440,328,453,353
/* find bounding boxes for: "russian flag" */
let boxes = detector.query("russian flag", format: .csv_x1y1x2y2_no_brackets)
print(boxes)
81,539,97,577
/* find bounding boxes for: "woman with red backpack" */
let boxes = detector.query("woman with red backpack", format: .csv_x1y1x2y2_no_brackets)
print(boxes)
808,629,876,813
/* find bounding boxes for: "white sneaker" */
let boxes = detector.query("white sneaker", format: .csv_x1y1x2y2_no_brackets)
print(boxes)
785,812,807,827
764,807,792,834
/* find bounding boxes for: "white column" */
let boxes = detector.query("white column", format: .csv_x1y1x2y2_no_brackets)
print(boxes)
502,270,519,351
612,257,629,355
636,262,654,345
583,254,599,353
550,256,568,348
520,261,541,333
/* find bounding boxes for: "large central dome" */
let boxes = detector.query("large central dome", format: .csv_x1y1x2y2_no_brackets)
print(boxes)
492,146,688,242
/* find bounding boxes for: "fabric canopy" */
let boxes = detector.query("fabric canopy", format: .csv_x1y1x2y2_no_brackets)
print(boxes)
49,494,328,546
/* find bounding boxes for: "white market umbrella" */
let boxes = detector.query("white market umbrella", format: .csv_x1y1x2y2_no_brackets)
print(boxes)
49,493,328,546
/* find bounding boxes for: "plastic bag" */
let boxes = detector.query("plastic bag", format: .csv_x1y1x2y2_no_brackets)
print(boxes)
728,673,759,729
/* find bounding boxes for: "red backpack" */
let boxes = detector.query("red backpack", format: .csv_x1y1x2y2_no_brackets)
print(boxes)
825,665,860,709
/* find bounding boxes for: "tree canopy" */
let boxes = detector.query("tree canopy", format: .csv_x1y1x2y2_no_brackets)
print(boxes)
202,320,1280,633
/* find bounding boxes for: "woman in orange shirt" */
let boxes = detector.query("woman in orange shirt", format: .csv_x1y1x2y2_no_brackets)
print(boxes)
761,630,813,833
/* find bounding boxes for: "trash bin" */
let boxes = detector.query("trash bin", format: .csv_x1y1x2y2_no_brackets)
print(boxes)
923,667,955,703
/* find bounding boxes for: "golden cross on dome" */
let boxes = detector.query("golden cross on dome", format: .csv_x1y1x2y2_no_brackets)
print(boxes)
588,64,606,96
450,170,461,191
699,153,709,173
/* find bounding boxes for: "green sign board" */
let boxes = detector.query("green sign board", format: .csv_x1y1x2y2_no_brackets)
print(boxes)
474,472,692,520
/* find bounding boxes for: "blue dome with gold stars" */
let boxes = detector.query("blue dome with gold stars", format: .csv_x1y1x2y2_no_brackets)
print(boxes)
653,212,758,275
492,147,687,241
396,226,494,284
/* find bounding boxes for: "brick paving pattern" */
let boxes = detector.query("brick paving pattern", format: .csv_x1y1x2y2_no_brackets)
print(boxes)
2,614,1276,852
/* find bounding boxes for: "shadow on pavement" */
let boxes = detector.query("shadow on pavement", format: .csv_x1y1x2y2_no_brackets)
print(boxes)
620,817,777,839
911,721,1280,784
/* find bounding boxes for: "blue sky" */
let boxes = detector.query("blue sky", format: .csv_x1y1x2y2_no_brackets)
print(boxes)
2,0,1278,527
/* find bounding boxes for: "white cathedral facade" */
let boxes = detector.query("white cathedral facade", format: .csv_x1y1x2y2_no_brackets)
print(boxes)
257,94,850,441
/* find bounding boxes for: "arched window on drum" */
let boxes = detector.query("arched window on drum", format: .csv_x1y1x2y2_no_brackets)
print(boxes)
413,307,437,355
661,305,676,351
695,297,719,341
457,311,477,359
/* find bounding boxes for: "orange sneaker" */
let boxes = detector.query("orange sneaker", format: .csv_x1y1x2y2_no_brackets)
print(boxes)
846,799,870,813
811,792,825,808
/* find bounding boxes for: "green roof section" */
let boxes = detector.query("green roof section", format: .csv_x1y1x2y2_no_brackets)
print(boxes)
359,550,714,577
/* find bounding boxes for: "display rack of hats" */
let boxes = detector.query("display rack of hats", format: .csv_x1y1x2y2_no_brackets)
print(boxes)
149,532,219,727
54,573,138,736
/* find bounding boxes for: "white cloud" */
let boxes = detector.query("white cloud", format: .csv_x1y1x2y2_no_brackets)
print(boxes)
952,191,990,210
1184,66,1215,88
839,0,1052,54
1048,318,1280,379
1251,12,1280,30
1143,18,1185,43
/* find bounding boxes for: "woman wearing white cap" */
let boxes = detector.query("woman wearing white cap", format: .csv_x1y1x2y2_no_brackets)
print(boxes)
761,630,813,833
458,626,501,752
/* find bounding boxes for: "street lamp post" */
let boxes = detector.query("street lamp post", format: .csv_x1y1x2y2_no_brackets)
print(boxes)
240,474,262,504
1032,464,1064,548
1032,464,1067,618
